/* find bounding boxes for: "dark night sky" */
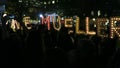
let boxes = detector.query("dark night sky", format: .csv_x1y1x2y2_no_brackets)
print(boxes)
60,0,120,16
1,0,120,9
0,0,6,2
1,0,120,16
70,0,120,9
73,0,119,7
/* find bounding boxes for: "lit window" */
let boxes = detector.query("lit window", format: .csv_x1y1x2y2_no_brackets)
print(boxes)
44,2,47,5
91,11,94,16
98,10,101,16
52,0,55,4
19,0,22,2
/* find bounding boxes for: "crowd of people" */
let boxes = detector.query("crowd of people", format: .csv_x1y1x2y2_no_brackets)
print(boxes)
0,15,120,68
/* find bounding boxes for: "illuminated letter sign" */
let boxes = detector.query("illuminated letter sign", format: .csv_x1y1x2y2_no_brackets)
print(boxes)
75,17,85,34
64,18,74,34
42,16,50,30
96,18,108,37
52,16,61,31
110,17,120,38
86,17,96,35
65,18,73,28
